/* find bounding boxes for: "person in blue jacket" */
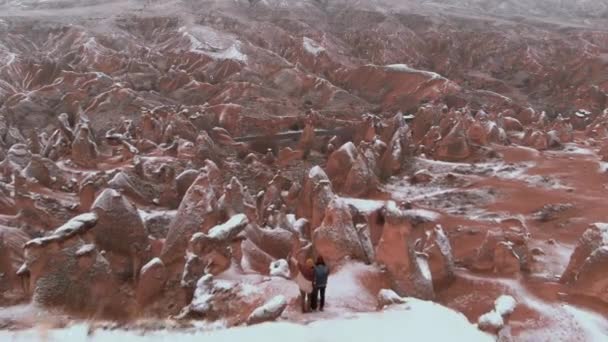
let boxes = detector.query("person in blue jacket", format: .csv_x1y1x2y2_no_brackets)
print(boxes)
312,256,329,311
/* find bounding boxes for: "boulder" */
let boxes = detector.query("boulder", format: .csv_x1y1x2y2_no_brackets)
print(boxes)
296,166,333,224
565,222,607,273
246,295,287,325
182,274,258,323
176,169,200,201
472,229,530,275
343,148,377,197
269,259,291,279
21,214,122,315
0,226,30,293
375,204,433,299
501,116,523,132
161,171,221,265
562,223,608,286
246,224,295,261
379,126,411,179
136,258,167,306
220,177,258,223
377,289,407,308
71,124,98,167
187,214,249,275
91,189,150,279
434,121,471,161
326,142,357,189
22,154,65,189
313,199,373,266
568,246,608,303
424,225,455,289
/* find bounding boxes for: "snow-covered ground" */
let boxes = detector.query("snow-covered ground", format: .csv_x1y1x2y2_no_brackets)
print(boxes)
0,299,492,342
460,272,608,341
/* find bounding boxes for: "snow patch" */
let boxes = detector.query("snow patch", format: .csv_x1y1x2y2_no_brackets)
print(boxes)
339,197,385,213
591,223,608,245
207,43,247,63
141,258,163,274
0,298,492,341
337,141,357,160
494,295,517,316
308,165,326,178
191,275,215,313
384,64,443,80
75,243,95,256
416,256,432,281
302,37,325,56
207,214,248,240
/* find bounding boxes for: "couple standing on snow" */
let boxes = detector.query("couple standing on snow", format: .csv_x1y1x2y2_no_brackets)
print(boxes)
295,256,329,313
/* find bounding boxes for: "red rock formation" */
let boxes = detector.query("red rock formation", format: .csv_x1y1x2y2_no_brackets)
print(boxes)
375,204,434,299
313,199,373,266
161,170,221,266
434,121,471,161
91,189,151,281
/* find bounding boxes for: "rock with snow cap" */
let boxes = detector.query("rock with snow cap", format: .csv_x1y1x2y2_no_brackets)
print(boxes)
423,225,455,289
161,171,221,265
269,259,291,279
136,257,167,306
21,214,119,314
313,198,373,266
91,189,149,257
246,295,288,325
377,289,407,308
91,189,150,280
375,203,434,299
296,166,334,225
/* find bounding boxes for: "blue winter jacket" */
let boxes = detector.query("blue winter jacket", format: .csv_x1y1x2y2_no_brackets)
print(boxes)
314,264,329,288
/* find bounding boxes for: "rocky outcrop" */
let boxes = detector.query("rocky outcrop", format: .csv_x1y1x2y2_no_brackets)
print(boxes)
180,274,262,324
313,199,374,266
326,142,357,189
472,229,531,275
0,226,29,294
421,225,455,289
375,204,434,299
136,258,167,307
20,213,123,315
161,170,221,265
343,145,378,197
561,223,608,302
246,295,287,325
91,189,150,280
434,121,471,161
220,177,258,223
296,166,335,227
71,124,99,167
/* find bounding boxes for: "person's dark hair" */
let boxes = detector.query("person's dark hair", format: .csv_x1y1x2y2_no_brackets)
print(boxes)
316,256,325,265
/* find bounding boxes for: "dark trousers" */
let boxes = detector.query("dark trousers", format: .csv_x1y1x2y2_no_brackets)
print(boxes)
312,286,326,310
310,289,317,310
